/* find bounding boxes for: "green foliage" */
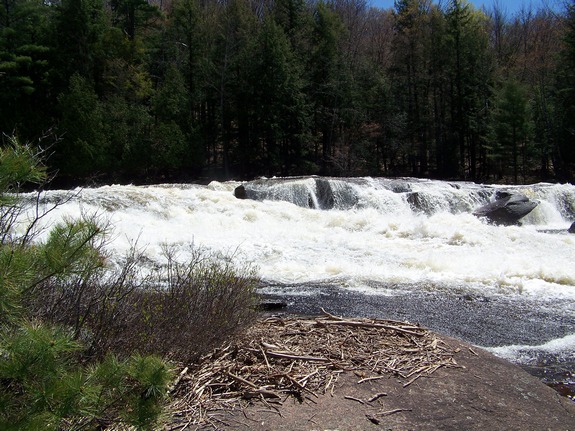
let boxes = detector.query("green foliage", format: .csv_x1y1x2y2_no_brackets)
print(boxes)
0,322,82,430
246,17,309,174
0,139,173,430
553,0,575,180
56,74,108,178
41,218,105,279
149,65,189,173
0,136,47,193
50,0,108,85
489,79,533,182
102,95,153,177
0,0,54,135
0,137,48,324
109,0,161,41
1,0,574,181
0,324,172,431
123,355,172,428
1,138,258,429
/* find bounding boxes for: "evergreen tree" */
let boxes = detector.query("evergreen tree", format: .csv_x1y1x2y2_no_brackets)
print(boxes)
215,0,259,177
0,139,173,430
0,0,573,182
110,0,161,41
56,73,108,181
273,0,311,55
553,0,575,180
251,17,309,175
50,0,108,89
391,0,431,176
150,64,189,175
445,0,493,180
0,0,53,136
489,78,533,183
310,1,348,174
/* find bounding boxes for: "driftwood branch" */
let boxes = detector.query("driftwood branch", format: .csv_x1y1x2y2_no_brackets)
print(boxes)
377,408,413,416
319,320,425,337
265,350,330,363
344,395,367,405
367,392,388,402
225,371,258,389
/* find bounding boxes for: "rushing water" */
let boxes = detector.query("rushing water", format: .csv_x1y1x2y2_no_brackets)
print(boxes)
20,176,575,392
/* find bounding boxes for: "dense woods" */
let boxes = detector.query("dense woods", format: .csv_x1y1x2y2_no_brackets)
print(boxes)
1,0,574,185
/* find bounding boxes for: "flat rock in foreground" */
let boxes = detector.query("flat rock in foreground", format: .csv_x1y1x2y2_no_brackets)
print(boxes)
172,317,575,431
216,339,575,430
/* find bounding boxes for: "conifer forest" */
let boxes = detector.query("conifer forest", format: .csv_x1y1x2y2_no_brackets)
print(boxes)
1,0,575,185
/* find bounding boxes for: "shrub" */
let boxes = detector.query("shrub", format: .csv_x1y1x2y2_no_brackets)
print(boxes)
0,137,173,430
0,323,172,431
123,244,258,361
1,134,259,429
30,240,258,362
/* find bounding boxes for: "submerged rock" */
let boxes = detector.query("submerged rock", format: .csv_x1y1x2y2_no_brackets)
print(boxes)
232,177,359,210
234,184,247,199
315,178,335,209
406,191,433,215
473,192,538,225
257,299,288,311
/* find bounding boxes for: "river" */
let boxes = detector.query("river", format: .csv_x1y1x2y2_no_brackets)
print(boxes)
23,176,575,396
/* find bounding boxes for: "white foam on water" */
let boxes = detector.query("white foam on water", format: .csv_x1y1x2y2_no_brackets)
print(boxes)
484,333,575,365
15,178,575,372
17,179,575,301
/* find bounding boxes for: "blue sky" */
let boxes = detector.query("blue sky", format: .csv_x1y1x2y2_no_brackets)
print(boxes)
369,0,564,15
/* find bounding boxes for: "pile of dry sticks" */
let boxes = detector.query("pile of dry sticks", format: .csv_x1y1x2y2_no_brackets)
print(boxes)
169,310,458,427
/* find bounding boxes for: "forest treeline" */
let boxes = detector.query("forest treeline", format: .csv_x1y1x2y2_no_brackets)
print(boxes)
1,0,575,185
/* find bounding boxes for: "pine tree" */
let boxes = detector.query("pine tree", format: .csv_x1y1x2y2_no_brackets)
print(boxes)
391,0,431,176
250,17,309,175
0,0,53,136
56,73,108,181
0,138,173,429
310,1,348,174
489,79,533,183
553,0,575,180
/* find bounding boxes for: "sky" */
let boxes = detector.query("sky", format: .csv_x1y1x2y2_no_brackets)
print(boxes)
369,0,565,15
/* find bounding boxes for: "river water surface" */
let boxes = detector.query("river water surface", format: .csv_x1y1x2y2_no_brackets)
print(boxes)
23,177,575,394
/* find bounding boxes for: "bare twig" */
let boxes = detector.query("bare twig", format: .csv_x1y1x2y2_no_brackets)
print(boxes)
344,395,367,405
265,351,330,362
367,392,388,402
169,315,456,426
377,408,412,416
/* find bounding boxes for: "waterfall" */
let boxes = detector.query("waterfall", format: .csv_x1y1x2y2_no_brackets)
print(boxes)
235,176,575,224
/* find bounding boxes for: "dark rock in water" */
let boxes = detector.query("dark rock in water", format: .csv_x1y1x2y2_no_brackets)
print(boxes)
258,299,288,311
234,184,247,199
232,177,359,210
315,178,335,209
569,222,575,234
495,190,514,200
387,180,412,193
473,193,537,225
407,192,433,215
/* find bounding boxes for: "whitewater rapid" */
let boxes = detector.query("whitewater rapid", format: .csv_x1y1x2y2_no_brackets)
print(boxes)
18,177,575,373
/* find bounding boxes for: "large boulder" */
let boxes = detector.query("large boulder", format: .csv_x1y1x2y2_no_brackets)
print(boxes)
569,222,575,234
473,192,538,225
232,177,359,210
